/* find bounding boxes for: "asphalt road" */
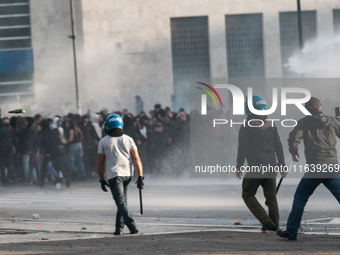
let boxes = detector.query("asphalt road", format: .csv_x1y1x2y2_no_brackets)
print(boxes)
1,231,340,255
0,177,339,254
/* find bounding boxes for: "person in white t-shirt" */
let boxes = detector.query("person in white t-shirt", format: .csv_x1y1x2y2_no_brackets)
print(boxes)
97,114,144,235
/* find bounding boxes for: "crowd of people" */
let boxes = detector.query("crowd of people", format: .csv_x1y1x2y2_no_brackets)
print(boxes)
0,100,190,188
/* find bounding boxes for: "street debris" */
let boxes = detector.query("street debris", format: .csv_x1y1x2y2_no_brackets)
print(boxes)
233,221,243,225
12,220,23,223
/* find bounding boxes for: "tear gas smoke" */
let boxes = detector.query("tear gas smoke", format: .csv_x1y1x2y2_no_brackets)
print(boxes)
286,34,340,78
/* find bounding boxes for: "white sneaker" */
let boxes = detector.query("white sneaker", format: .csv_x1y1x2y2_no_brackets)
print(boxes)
55,183,62,190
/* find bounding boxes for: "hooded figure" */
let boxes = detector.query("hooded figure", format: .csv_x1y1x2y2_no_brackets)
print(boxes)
52,116,67,145
52,116,63,132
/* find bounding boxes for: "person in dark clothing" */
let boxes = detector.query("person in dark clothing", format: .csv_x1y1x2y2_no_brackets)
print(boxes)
158,109,171,127
169,112,190,175
123,113,135,139
179,108,190,121
9,117,18,133
81,115,100,178
34,114,42,122
9,117,20,182
67,113,76,121
2,117,10,127
39,120,71,187
17,117,30,182
154,104,161,113
165,107,177,123
148,114,168,174
236,95,286,232
36,121,61,187
0,119,14,184
25,117,39,184
277,97,340,240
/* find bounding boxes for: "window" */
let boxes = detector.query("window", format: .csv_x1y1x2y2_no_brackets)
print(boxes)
279,11,317,77
0,0,33,104
333,9,340,34
225,13,264,78
171,16,210,110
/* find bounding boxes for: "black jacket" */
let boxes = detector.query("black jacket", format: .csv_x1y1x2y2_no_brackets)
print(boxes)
288,112,340,165
17,117,37,154
237,120,285,169
81,123,100,147
0,119,13,155
169,121,190,151
40,128,61,156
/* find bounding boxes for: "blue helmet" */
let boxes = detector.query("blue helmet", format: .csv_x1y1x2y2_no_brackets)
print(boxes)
245,95,267,115
105,114,123,132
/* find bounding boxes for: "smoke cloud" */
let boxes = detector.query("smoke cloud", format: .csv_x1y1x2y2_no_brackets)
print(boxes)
286,34,340,78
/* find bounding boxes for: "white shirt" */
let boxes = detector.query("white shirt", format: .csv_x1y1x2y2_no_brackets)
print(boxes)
98,134,137,180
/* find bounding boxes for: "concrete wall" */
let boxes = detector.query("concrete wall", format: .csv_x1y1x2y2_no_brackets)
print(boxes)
80,0,174,114
28,0,340,115
30,0,84,115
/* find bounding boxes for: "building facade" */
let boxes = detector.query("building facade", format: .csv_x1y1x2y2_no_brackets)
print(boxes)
0,0,34,109
1,0,340,114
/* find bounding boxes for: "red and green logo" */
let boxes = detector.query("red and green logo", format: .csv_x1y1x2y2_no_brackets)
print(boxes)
196,82,222,106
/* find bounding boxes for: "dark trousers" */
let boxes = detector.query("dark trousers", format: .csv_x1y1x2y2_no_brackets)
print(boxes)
108,176,135,230
12,154,21,181
83,146,97,177
0,153,14,183
287,178,340,237
41,153,69,185
28,153,38,183
242,177,279,228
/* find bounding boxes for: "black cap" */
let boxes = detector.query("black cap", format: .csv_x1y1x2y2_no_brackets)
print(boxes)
305,97,322,113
